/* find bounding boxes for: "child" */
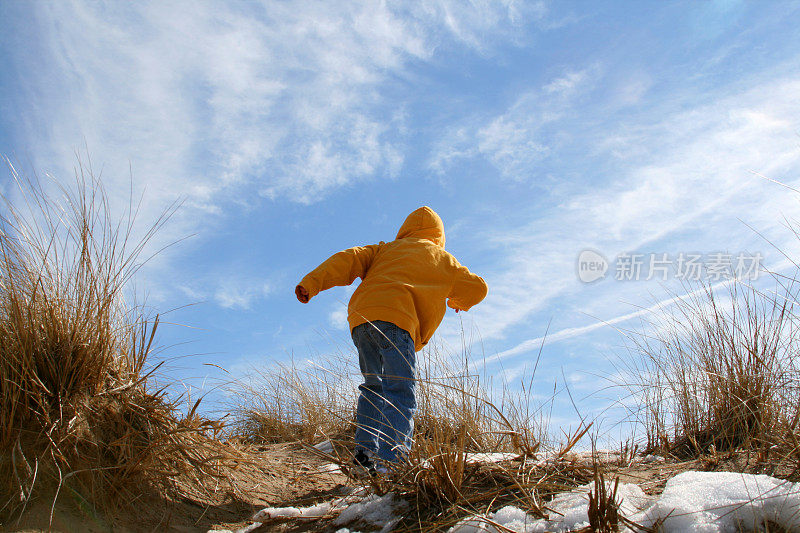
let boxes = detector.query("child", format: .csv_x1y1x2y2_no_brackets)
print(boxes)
295,206,487,472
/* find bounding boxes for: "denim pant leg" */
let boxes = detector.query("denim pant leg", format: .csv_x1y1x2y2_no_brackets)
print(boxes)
373,322,417,464
351,321,417,463
352,323,387,455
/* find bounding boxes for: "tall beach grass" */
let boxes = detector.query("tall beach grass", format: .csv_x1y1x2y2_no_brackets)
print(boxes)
621,276,800,467
0,160,232,524
230,330,603,530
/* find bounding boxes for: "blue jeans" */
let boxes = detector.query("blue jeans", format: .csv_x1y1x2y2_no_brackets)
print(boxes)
351,320,417,464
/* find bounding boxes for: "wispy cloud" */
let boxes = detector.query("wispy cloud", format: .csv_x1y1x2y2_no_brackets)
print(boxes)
435,67,800,348
481,276,744,367
179,279,271,310
431,65,598,180
542,66,597,96
328,306,349,331
2,0,551,303
214,281,272,310
13,0,540,221
22,2,416,211
403,1,546,52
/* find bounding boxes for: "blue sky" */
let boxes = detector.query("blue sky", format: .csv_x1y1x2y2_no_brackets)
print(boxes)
2,1,800,441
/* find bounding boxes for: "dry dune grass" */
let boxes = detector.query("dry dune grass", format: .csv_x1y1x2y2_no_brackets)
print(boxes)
233,336,546,450
230,331,607,530
232,351,357,444
0,161,235,526
622,275,800,470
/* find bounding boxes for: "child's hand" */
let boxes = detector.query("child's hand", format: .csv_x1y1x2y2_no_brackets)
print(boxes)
295,285,309,303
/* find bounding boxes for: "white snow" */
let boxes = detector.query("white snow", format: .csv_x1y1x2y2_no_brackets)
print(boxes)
319,462,344,474
415,451,520,470
217,470,800,533
313,439,335,454
250,500,333,521
217,487,403,533
334,492,406,532
636,471,800,532
465,452,519,464
449,471,800,533
449,480,652,533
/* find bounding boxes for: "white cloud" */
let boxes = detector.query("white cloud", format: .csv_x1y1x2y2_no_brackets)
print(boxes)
178,278,272,310
611,72,653,107
481,277,743,367
405,0,546,52
328,306,349,330
431,65,598,180
436,71,800,349
214,281,272,310
25,2,414,212
16,0,541,224
3,0,550,300
543,67,595,96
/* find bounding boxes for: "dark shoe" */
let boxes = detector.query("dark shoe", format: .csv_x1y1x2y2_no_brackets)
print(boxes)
351,449,376,478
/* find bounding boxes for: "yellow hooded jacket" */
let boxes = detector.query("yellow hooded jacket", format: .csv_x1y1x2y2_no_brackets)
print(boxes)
298,206,488,351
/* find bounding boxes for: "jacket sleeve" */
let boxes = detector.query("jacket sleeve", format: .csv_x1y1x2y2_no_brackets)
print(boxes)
298,244,381,299
447,265,488,312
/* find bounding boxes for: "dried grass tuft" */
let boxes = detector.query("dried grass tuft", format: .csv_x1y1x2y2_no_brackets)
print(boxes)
621,276,800,471
232,352,356,444
232,330,606,531
0,160,234,524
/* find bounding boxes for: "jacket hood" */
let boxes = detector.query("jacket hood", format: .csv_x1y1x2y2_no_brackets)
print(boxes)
396,206,445,247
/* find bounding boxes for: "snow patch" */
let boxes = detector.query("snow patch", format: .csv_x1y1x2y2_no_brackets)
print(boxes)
220,471,800,533
449,480,651,532
313,439,335,454
251,500,334,521
319,462,344,474
465,452,519,464
450,471,800,533
334,492,406,532
227,487,402,533
416,451,519,470
636,470,800,532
